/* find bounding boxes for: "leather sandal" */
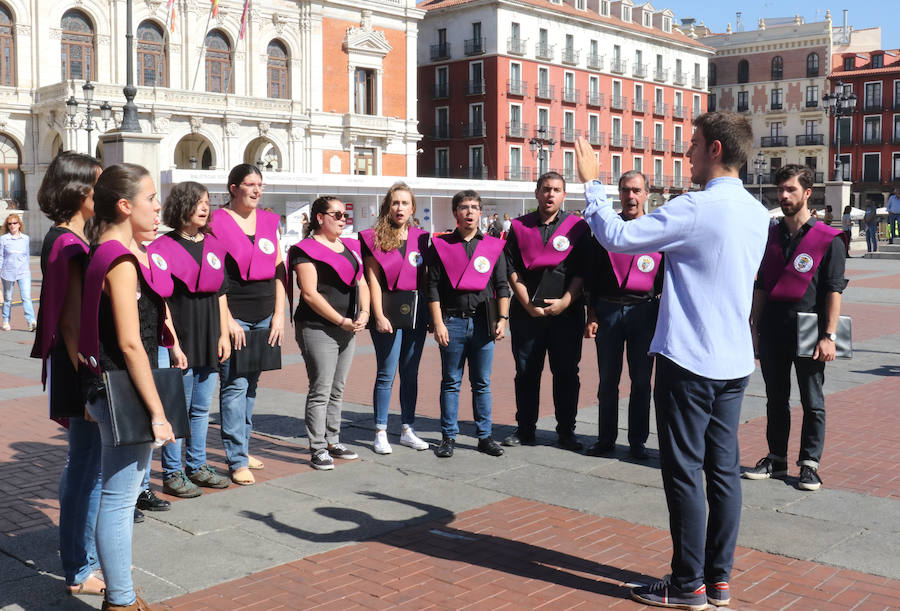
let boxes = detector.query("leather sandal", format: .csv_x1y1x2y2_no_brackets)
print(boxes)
247,455,264,470
66,573,107,596
231,467,255,485
101,594,154,610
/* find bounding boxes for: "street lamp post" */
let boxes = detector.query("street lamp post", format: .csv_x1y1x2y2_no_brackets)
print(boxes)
66,80,113,155
753,151,766,202
529,126,556,180
822,81,857,181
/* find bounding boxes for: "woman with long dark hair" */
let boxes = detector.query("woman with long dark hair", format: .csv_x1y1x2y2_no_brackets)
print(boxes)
360,183,430,454
291,196,369,469
32,151,106,596
211,164,285,485
148,182,231,496
78,163,176,610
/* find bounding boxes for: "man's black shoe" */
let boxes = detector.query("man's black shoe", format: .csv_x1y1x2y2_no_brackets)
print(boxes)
502,430,535,447
136,489,171,511
477,437,505,456
629,444,648,459
557,435,583,452
133,507,145,523
585,441,616,456
435,437,455,458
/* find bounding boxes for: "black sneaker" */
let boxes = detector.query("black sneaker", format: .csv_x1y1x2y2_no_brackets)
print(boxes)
502,429,535,447
585,440,616,456
187,464,230,489
310,448,334,470
630,444,649,459
133,507,145,523
706,581,730,607
742,456,788,480
327,443,359,460
435,437,455,458
631,577,708,610
163,471,202,498
136,489,171,511
556,435,583,452
477,437,504,457
798,465,822,491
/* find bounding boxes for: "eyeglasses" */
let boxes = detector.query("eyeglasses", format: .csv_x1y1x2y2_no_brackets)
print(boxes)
619,187,644,195
7,221,18,225
456,204,481,212
323,210,346,221
240,182,266,191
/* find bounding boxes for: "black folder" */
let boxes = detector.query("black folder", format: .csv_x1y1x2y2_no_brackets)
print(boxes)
230,328,283,376
102,367,188,446
382,290,419,329
531,269,567,308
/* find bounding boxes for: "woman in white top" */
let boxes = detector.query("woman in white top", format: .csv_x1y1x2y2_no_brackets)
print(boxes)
0,213,35,331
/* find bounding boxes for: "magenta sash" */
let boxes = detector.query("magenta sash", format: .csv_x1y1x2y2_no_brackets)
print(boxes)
432,234,505,291
608,252,663,292
359,227,428,291
147,234,226,294
761,221,842,301
510,213,588,270
293,237,362,286
211,208,280,281
78,241,173,376
30,232,88,385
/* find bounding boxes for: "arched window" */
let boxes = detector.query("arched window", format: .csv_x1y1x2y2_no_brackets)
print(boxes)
771,56,783,80
708,63,717,87
0,4,14,87
807,52,819,77
205,30,232,93
737,59,749,84
267,40,289,99
137,21,166,87
61,10,95,81
0,134,22,206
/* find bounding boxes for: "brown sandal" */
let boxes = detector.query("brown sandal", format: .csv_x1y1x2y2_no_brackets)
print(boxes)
66,573,107,596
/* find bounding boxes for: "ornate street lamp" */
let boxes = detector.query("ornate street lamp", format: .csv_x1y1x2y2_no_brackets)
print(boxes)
822,81,857,181
529,126,556,178
65,80,113,154
753,151,766,202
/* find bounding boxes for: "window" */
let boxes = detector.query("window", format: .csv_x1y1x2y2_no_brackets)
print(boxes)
843,57,854,71
708,93,716,112
611,154,621,181
864,116,882,143
589,114,600,141
837,117,851,144
872,54,883,68
564,150,575,180
863,153,880,182
564,71,575,102
674,125,683,149
435,107,449,138
896,81,900,109
654,122,663,142
633,156,642,173
635,49,643,68
564,111,575,141
634,119,643,142
654,158,663,185
838,154,850,180
770,88,783,110
613,44,621,61
770,122,783,137
806,85,819,108
807,52,819,77
61,9,95,81
576,0,586,9
655,87,663,106
600,0,610,16
510,22,520,41
663,16,672,33
622,5,631,22
435,65,449,97
805,119,817,135
509,147,522,179
894,153,900,180
435,148,449,177
894,115,900,142
538,66,549,98
0,134,22,205
509,104,522,133
643,11,652,27
771,56,783,80
673,159,682,183
537,107,549,132
204,29,232,93
693,94,701,115
136,21,166,87
469,61,484,95
588,75,600,104
468,22,483,55
708,63,716,86
539,28,548,46
865,82,882,110
469,146,484,179
0,4,14,86
469,103,483,136
737,60,749,84
612,116,622,138
266,40,289,99
354,68,376,114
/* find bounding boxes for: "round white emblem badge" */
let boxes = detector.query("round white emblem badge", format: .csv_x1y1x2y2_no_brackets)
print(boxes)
552,235,571,252
258,238,275,255
151,253,168,270
793,253,814,273
206,252,221,270
473,256,491,274
636,255,656,273
408,251,424,267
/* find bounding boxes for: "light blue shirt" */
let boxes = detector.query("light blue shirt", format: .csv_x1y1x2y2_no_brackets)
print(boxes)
584,177,770,380
887,194,900,214
0,232,31,281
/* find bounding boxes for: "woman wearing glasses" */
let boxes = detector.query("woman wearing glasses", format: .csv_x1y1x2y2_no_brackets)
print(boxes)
211,164,285,486
290,196,369,470
0,213,36,331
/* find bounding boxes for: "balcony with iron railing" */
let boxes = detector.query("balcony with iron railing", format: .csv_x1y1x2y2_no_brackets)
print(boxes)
894,134,900,145
533,126,556,140
610,95,627,111
535,83,556,100
433,82,450,99
535,42,554,61
693,76,706,90
673,104,686,118
671,176,685,189
737,102,749,112
610,58,627,74
863,100,883,112
433,166,450,178
672,140,686,154
561,127,581,143
651,174,666,188
506,122,528,138
430,42,451,61
587,53,604,70
652,138,670,152
467,79,485,95
814,172,825,183
807,67,819,77
654,102,668,116
833,136,855,145
586,91,604,107
673,70,686,86
563,167,577,182
464,165,488,180
505,166,532,181
654,68,668,82
632,137,647,150
562,87,579,104
463,122,486,138
610,134,627,147
432,124,451,139
895,100,900,111
464,37,485,55
588,131,605,146
761,136,788,147
562,49,579,65
632,98,648,113
769,102,783,111
862,134,883,145
795,134,824,146
633,63,648,79
507,37,527,55
806,99,819,108
507,79,527,96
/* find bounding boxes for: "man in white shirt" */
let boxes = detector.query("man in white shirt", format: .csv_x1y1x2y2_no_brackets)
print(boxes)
577,111,770,610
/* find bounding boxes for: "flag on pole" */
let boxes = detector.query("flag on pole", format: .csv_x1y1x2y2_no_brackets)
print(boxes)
211,0,219,17
165,0,176,33
239,0,250,40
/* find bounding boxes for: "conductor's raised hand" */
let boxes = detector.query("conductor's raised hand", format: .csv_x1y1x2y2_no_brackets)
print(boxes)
575,137,601,183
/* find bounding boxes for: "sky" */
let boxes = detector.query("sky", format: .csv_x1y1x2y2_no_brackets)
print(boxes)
670,2,897,50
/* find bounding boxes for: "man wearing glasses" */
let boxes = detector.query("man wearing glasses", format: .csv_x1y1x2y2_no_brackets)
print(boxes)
583,171,662,460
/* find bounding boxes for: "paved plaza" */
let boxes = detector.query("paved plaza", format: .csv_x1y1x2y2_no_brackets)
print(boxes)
1,243,898,610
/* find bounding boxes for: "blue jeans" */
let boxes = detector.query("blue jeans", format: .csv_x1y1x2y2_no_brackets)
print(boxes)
865,226,878,252
86,394,152,606
219,315,271,470
593,299,657,448
161,367,218,477
888,213,899,243
438,314,495,440
58,417,102,586
370,325,427,428
654,357,748,592
2,276,35,324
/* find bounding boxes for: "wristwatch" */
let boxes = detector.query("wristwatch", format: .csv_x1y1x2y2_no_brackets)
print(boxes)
823,332,837,342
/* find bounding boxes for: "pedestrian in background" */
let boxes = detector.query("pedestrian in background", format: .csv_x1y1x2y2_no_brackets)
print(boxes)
0,213,36,331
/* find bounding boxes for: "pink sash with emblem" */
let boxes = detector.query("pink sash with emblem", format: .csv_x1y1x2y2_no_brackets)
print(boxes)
359,227,428,291
432,234,505,291
147,233,226,294
608,252,663,293
210,208,280,281
761,222,841,302
510,213,588,270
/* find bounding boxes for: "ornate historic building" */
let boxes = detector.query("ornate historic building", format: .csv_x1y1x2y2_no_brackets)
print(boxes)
1,0,423,246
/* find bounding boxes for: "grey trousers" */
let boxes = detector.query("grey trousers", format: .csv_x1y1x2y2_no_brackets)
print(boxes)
297,324,356,450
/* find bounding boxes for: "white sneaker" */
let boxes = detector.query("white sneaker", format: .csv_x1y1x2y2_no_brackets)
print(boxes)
400,426,429,450
1,321,9,331
373,430,392,454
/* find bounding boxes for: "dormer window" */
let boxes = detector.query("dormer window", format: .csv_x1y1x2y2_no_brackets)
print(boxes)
643,12,652,27
872,54,883,68
662,16,672,32
622,6,632,22
600,1,610,17
843,57,853,71
576,0,586,9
